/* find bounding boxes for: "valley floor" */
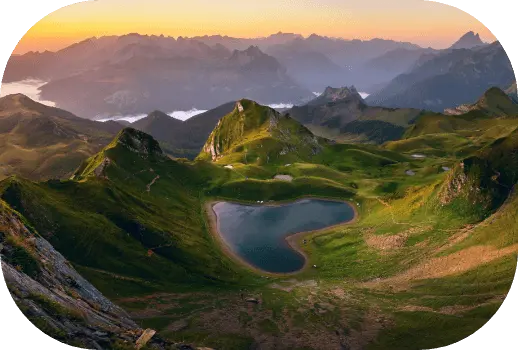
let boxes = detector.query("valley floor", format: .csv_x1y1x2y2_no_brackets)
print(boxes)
114,182,517,349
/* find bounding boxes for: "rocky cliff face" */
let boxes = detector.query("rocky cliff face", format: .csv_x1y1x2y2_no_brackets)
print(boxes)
0,201,209,350
114,128,165,159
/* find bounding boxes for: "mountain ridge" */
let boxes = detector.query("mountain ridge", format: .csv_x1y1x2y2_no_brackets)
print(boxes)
199,99,324,164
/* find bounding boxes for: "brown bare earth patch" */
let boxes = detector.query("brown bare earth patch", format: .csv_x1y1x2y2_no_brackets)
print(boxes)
328,288,348,300
366,233,408,251
363,244,518,290
365,225,432,251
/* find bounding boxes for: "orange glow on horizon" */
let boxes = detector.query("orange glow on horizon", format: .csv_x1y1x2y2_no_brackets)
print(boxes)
13,0,497,54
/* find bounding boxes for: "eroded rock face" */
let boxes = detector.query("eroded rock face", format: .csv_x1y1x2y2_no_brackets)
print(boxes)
93,157,111,178
0,201,141,348
115,128,164,158
0,201,205,349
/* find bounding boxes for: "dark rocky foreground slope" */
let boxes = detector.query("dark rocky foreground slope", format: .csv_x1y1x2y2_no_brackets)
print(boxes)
0,200,210,350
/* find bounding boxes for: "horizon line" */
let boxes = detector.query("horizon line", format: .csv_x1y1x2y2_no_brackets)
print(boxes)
13,30,487,55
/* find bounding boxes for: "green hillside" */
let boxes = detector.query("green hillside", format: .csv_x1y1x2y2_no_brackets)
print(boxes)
0,94,121,181
1,95,517,349
1,128,253,297
198,99,326,165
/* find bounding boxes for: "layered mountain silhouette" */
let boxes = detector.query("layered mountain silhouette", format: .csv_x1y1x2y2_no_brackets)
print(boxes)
3,33,434,117
288,87,421,143
132,102,235,158
366,41,515,111
4,34,314,117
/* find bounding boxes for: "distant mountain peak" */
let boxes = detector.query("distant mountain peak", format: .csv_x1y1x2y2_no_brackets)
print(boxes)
147,110,172,120
310,86,365,106
243,45,263,56
449,31,484,50
229,45,265,62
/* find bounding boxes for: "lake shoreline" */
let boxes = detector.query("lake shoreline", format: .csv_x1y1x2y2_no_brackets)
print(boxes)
204,197,359,277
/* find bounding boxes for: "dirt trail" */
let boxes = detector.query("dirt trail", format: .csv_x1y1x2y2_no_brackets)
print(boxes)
376,197,412,225
146,175,160,192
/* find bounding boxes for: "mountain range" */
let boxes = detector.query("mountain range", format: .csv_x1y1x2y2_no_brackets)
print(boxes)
2,81,516,183
288,86,421,143
366,41,515,111
6,32,493,118
4,35,313,117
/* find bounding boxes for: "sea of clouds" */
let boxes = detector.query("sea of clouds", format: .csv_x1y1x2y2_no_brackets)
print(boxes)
0,79,57,106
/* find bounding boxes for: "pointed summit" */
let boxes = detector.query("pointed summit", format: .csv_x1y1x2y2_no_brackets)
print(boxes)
449,31,484,50
309,86,365,106
198,100,322,163
73,128,165,179
149,110,170,118
112,127,164,157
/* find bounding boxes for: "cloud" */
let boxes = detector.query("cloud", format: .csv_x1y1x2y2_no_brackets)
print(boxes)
268,103,294,109
0,79,57,106
97,108,208,123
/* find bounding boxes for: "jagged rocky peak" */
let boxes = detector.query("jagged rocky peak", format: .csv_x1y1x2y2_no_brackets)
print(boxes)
0,199,139,348
229,45,272,66
242,45,263,56
114,127,164,157
449,31,484,50
310,86,365,106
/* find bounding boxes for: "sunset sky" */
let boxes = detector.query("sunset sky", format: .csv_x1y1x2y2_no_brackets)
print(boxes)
14,0,496,54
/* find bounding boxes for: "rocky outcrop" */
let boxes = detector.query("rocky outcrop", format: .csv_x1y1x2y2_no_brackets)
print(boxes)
93,157,111,178
114,128,165,158
0,201,210,349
